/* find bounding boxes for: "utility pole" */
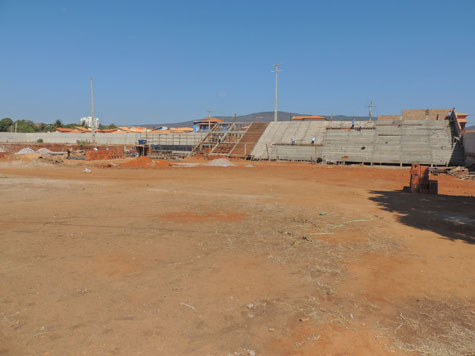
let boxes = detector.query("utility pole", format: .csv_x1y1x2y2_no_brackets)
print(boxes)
207,109,213,132
272,64,282,122
90,78,96,142
367,100,376,121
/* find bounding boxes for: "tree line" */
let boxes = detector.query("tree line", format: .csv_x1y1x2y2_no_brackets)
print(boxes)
0,118,117,133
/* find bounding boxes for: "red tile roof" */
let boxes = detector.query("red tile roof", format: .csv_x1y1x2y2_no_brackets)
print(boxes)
194,117,223,124
56,127,82,133
292,115,327,121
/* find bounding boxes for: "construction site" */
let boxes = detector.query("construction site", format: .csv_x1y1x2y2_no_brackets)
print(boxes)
0,108,474,356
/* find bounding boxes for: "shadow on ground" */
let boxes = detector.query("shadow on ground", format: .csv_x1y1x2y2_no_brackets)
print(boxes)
369,190,475,244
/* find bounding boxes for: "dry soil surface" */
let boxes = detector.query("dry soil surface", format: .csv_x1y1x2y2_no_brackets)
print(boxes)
0,161,474,356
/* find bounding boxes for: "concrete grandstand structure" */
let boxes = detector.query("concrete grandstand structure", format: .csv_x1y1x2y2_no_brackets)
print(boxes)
193,109,466,166
249,119,463,165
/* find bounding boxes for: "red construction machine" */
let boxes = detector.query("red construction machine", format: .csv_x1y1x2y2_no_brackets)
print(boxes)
408,164,438,194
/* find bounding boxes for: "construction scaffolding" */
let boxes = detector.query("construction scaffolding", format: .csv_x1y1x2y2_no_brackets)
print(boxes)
190,122,269,158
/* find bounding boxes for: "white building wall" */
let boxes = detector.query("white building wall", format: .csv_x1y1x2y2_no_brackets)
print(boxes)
463,131,475,165
80,116,100,129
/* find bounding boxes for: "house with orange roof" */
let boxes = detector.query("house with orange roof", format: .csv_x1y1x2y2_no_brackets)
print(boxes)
56,127,83,133
292,115,328,121
171,127,193,133
74,126,91,132
96,128,118,133
193,117,223,132
456,113,469,132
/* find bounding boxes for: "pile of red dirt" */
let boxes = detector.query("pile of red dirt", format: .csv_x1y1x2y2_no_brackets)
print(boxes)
121,156,170,168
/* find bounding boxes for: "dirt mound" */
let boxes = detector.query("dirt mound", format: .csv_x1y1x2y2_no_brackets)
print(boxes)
15,147,35,155
121,156,170,168
36,148,54,155
205,158,236,167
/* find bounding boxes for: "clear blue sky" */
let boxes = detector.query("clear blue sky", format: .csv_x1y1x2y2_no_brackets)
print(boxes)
1,0,474,125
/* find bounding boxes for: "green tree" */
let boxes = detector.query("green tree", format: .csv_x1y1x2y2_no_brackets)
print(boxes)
0,118,13,132
15,120,38,133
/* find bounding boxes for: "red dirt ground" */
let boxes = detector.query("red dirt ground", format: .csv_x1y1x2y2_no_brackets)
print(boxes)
160,211,246,223
0,159,473,356
120,156,170,168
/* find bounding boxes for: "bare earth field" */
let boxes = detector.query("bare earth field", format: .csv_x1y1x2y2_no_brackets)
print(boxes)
0,160,474,356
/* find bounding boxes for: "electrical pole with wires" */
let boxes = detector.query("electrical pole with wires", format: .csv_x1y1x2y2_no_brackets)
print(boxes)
272,64,282,122
90,78,96,142
207,109,213,132
367,100,376,121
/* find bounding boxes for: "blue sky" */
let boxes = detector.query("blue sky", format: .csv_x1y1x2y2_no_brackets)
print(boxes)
1,0,474,125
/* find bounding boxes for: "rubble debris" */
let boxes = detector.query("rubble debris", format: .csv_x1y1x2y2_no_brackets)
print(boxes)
431,166,475,180
205,158,236,167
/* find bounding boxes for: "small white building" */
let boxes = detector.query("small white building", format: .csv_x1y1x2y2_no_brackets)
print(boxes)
80,116,99,129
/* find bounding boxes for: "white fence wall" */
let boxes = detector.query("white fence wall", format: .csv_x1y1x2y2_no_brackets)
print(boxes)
0,132,205,146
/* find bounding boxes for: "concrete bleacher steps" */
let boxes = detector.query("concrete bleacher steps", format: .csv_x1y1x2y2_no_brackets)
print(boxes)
251,120,463,166
228,123,268,158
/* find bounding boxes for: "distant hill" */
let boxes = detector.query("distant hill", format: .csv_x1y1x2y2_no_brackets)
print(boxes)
143,111,372,128
466,125,475,131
